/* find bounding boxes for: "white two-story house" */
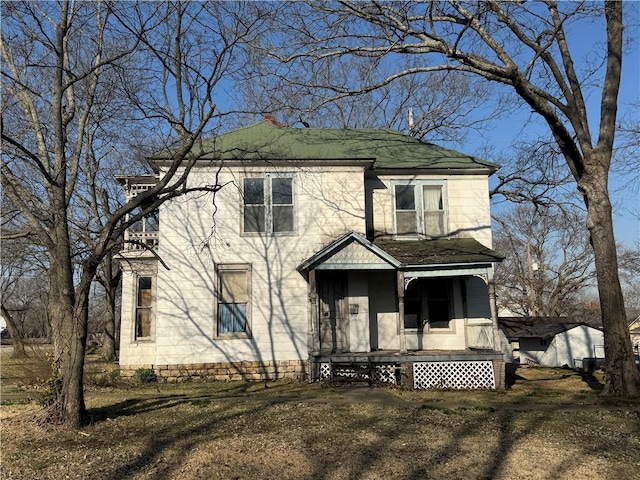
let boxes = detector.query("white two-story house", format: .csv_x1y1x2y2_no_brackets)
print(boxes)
117,118,505,389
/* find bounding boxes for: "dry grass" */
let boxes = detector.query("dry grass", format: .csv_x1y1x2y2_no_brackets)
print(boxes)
1,352,639,480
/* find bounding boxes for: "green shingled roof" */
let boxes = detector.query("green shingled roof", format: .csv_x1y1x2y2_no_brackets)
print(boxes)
374,237,503,265
157,121,497,171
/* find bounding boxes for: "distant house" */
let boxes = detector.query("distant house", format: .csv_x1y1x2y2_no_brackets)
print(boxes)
117,120,506,389
499,317,604,368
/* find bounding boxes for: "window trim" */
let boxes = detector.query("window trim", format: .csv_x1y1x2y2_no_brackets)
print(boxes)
133,274,156,342
215,263,252,339
392,180,448,239
241,173,296,236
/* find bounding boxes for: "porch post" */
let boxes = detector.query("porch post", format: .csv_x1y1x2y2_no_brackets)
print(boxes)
397,270,407,353
309,269,320,354
487,268,502,355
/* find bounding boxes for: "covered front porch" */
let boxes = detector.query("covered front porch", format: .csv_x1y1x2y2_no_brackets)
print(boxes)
298,231,506,389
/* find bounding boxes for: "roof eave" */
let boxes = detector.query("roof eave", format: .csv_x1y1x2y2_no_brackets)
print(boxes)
151,158,375,169
372,166,498,176
401,260,497,270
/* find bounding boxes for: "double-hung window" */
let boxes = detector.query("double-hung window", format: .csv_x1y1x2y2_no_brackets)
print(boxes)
217,264,251,337
394,181,447,238
135,276,154,340
243,174,294,234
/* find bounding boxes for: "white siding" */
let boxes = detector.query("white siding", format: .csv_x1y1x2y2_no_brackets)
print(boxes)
120,164,496,367
122,165,367,367
370,174,492,247
520,326,605,367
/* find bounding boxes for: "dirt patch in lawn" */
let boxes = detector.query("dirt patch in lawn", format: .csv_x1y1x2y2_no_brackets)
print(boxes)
2,356,639,480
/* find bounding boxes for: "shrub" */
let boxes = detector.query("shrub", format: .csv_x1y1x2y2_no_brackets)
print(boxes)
133,368,157,384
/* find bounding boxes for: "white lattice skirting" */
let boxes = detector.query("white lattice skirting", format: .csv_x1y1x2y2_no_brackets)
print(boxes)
413,361,496,389
319,363,398,384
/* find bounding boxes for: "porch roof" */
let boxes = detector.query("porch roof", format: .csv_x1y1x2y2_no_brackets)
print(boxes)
375,237,503,266
298,232,502,274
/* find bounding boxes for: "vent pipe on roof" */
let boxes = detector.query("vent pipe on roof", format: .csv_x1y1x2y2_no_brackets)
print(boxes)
408,108,415,136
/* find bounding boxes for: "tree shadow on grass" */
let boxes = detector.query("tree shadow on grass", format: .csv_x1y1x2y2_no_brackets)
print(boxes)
578,370,604,392
505,362,520,388
85,380,319,424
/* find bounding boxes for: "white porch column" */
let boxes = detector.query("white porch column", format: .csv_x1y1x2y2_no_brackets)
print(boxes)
487,268,503,355
308,269,320,355
397,270,407,353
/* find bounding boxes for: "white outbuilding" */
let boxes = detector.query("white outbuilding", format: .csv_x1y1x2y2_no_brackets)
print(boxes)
499,317,604,369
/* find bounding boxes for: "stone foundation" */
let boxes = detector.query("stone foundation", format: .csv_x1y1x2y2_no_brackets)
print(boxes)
120,360,308,382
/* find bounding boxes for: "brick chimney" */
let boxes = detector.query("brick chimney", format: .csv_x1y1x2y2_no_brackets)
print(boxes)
263,114,282,127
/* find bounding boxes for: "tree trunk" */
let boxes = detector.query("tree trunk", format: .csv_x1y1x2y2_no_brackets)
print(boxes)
101,279,119,362
100,261,121,362
102,314,117,362
48,274,88,427
45,187,88,427
1,303,28,358
581,157,640,395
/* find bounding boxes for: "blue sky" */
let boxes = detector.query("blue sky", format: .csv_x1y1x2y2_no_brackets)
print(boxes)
456,9,640,249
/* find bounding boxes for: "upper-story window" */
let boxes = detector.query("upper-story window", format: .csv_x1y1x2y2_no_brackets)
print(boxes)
394,181,447,238
243,174,295,234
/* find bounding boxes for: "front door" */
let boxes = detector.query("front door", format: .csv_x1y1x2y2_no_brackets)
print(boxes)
318,272,349,354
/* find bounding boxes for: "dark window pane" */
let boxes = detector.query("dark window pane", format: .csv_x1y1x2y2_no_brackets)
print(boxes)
244,205,265,232
272,178,292,205
427,279,451,328
404,281,421,329
428,300,450,328
273,205,293,232
395,185,415,210
137,277,152,306
244,178,264,205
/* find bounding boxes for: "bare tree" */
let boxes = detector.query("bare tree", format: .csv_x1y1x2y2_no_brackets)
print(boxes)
494,205,596,321
0,201,51,356
619,243,640,313
257,0,638,395
1,1,270,426
240,53,503,143
489,140,577,210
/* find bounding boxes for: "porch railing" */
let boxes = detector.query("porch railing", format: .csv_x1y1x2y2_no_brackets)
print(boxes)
125,231,159,251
